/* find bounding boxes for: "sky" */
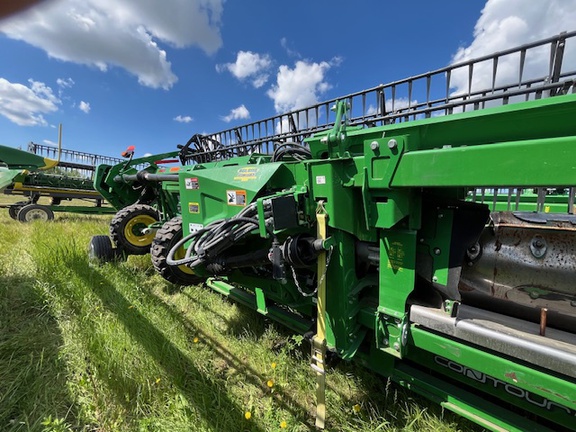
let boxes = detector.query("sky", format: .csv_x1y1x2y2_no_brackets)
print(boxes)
1,0,575,159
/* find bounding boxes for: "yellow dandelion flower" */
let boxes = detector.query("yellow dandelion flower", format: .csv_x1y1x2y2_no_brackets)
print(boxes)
155,378,161,384
280,420,287,428
271,362,277,369
193,337,199,344
244,411,251,420
267,379,274,388
353,403,361,413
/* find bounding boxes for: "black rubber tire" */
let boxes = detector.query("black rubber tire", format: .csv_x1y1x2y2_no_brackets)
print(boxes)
8,201,30,220
17,204,54,222
109,204,159,255
151,216,203,285
88,235,117,263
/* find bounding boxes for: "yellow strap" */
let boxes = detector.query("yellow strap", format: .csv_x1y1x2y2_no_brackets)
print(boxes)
313,208,328,429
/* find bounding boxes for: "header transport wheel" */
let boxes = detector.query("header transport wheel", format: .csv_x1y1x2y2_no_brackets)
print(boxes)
109,203,158,255
88,235,116,263
151,216,203,286
8,201,29,220
17,204,54,222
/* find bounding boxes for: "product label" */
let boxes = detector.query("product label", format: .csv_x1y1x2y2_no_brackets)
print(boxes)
316,175,326,185
188,202,200,213
234,167,258,181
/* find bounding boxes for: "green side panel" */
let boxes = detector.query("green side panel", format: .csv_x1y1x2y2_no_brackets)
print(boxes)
307,94,576,159
0,167,22,190
0,144,54,170
206,278,312,334
409,327,576,430
392,136,576,187
379,229,417,315
180,161,284,234
308,160,376,242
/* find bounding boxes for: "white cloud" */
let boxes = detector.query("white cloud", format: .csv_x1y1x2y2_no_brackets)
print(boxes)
57,77,75,88
450,0,576,96
0,0,225,90
79,100,90,113
217,51,272,88
267,60,336,113
174,114,193,123
280,37,300,58
0,78,60,126
221,104,250,123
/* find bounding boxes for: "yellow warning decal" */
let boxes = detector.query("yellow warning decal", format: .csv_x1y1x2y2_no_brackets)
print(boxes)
188,202,200,213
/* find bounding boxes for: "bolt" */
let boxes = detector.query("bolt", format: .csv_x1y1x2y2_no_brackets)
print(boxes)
370,141,379,151
383,338,389,346
393,342,400,351
432,276,438,283
387,139,398,149
533,239,545,248
433,247,441,256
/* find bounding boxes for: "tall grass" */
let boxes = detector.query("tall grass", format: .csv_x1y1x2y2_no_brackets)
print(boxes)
0,212,481,431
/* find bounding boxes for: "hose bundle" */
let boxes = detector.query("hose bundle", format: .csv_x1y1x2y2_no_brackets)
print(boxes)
166,202,273,270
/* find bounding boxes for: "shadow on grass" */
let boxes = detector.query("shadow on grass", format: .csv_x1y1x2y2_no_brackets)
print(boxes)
0,275,83,432
179,289,269,340
146,288,317,428
67,262,268,432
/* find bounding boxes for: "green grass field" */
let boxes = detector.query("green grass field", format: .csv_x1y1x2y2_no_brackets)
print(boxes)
0,210,482,432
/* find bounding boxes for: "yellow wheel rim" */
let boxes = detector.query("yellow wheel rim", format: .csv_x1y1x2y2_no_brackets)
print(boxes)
123,214,157,247
174,244,195,275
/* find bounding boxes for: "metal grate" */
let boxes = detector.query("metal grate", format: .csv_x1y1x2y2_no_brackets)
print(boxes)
27,142,125,179
470,187,576,214
181,30,576,163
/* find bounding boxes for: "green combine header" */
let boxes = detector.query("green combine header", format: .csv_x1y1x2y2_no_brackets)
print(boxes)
0,139,124,221
91,31,576,431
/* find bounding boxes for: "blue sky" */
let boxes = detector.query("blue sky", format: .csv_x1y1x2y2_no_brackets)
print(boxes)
1,0,575,159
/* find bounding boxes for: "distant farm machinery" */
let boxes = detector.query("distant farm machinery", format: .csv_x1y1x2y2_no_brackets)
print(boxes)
0,139,123,221
90,31,576,431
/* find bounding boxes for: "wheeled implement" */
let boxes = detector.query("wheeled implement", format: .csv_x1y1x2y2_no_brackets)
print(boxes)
0,140,122,221
95,31,576,431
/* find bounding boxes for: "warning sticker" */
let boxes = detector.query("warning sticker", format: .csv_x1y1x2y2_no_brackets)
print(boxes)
316,175,326,185
185,177,199,190
234,167,258,182
226,190,247,206
189,223,204,233
188,202,200,214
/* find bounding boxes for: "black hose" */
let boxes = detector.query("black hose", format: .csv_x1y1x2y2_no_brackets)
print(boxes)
166,202,276,269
